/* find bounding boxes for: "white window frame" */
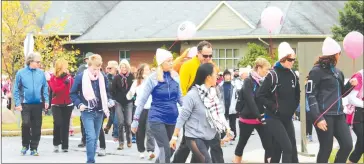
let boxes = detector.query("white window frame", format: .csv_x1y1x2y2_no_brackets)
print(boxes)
212,49,240,70
119,50,130,62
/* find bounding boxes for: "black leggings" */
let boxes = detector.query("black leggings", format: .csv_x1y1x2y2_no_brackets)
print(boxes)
315,115,353,163
349,122,363,163
266,117,298,163
186,137,212,163
306,114,313,135
235,122,272,163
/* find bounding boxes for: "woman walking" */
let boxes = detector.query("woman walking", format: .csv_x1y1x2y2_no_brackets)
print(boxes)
112,59,135,150
70,54,111,163
170,63,232,163
347,69,363,163
131,48,182,163
49,59,74,153
234,58,272,163
126,63,156,159
256,42,300,163
306,37,358,163
104,61,119,141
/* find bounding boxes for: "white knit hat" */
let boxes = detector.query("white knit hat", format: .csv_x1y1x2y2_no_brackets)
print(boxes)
187,47,198,58
322,37,341,56
278,42,295,60
156,48,173,66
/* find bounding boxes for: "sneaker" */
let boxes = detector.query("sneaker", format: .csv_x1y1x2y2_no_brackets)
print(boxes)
30,150,39,156
113,138,118,142
132,136,136,143
78,142,85,148
20,147,28,155
98,148,106,156
54,146,59,153
117,144,124,150
148,151,155,160
139,152,145,159
62,149,68,153
127,142,132,148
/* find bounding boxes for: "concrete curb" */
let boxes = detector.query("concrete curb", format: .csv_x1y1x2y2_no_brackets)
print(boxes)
2,126,81,137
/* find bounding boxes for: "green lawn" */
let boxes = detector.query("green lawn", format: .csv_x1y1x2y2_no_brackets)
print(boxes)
329,149,364,163
2,115,81,131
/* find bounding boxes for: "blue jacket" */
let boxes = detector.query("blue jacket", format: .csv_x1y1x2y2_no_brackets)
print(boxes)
13,66,49,106
132,71,182,127
70,71,110,112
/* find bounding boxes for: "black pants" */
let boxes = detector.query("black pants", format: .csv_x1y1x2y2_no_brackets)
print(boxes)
235,122,272,163
52,105,73,149
229,114,237,140
149,122,175,163
82,116,106,149
136,109,155,152
106,107,115,129
349,122,363,163
266,117,298,163
186,137,212,163
306,114,313,135
315,115,353,163
173,131,224,163
21,104,43,150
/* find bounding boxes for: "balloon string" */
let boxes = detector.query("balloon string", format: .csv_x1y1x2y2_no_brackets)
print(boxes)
169,40,179,50
269,31,273,58
353,59,355,71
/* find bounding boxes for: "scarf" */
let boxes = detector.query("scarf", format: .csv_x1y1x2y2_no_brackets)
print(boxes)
82,69,109,117
119,72,130,89
250,70,264,86
195,84,228,133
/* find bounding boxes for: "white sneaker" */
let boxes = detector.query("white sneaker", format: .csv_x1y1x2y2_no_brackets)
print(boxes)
139,152,145,159
53,145,59,153
148,151,155,159
98,148,106,156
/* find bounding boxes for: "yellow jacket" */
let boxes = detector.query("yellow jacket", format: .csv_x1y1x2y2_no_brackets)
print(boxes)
179,56,201,96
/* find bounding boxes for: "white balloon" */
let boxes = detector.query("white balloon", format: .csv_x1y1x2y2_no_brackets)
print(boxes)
177,21,197,40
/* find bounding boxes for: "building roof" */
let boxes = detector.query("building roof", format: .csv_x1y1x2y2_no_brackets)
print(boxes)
36,1,120,35
61,1,345,44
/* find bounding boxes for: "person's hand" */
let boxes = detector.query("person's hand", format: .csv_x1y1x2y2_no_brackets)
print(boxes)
15,105,22,111
317,119,328,131
79,104,87,111
44,103,49,110
350,78,358,86
131,127,138,134
170,136,178,150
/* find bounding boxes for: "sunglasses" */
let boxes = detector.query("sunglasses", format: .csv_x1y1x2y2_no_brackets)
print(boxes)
286,58,296,62
202,54,213,58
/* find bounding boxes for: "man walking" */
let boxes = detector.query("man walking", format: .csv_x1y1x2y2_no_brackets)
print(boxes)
13,52,49,156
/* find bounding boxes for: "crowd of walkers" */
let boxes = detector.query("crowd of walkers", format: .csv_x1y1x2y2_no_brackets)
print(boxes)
9,37,363,163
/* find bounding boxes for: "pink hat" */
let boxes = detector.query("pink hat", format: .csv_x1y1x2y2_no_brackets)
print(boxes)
322,37,341,56
156,48,173,66
278,42,295,60
187,47,198,58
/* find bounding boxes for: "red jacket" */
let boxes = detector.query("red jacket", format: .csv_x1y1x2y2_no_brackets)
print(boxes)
49,74,74,105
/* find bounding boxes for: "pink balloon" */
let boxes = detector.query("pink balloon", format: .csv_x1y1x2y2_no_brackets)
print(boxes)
187,47,198,58
343,31,363,59
261,6,284,33
177,21,196,40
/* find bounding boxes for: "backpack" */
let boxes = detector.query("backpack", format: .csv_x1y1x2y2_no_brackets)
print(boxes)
235,79,258,113
269,69,298,111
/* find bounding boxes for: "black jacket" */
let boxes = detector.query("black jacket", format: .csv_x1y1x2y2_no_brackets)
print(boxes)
237,75,264,119
111,73,135,105
307,65,353,124
256,63,300,119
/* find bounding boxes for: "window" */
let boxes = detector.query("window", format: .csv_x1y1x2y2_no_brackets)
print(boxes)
119,50,130,62
212,49,240,71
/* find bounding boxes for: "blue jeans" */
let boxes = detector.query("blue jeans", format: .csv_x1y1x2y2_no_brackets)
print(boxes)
81,111,104,163
112,111,119,138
